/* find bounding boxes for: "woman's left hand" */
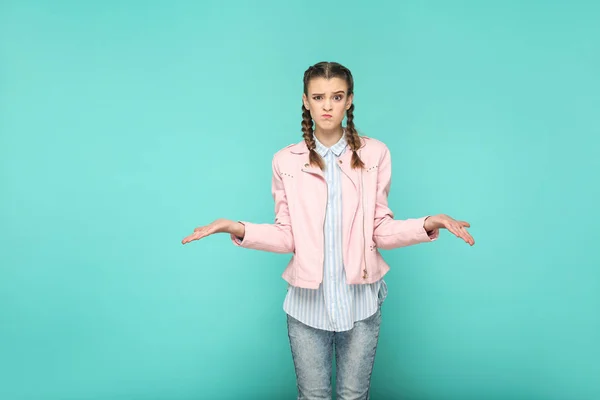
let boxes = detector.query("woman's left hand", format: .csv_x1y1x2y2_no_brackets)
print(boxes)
424,214,475,246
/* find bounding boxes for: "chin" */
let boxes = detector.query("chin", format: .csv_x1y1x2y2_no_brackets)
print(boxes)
314,121,342,132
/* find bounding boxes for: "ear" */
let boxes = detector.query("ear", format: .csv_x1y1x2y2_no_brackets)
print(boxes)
302,93,310,110
345,93,354,110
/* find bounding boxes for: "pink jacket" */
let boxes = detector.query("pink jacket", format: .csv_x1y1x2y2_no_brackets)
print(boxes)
231,136,438,289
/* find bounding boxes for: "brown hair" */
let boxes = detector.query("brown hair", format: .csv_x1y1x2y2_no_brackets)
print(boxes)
302,61,364,170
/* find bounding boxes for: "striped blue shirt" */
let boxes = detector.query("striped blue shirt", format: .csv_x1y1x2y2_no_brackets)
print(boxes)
283,133,387,332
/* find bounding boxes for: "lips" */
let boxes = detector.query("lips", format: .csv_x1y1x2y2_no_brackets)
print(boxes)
322,114,332,118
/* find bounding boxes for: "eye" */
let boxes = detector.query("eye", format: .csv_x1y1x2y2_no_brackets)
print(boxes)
312,96,322,101
334,95,344,101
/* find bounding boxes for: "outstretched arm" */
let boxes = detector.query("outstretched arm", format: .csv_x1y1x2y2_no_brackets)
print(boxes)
372,147,474,249
181,155,295,253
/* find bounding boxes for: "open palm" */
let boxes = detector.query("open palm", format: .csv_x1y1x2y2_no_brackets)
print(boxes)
181,218,231,244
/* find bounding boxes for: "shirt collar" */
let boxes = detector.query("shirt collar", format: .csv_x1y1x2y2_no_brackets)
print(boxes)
313,131,348,158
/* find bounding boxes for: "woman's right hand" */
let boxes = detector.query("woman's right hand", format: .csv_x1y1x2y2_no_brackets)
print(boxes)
181,218,243,244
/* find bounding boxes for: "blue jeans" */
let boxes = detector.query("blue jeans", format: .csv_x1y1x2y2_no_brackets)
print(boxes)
287,307,382,400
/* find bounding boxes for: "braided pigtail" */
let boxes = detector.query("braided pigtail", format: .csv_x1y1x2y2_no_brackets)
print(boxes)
344,103,365,169
302,105,324,169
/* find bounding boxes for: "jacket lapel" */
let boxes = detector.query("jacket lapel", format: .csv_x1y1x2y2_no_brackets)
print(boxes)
301,162,325,179
337,148,359,190
292,141,326,179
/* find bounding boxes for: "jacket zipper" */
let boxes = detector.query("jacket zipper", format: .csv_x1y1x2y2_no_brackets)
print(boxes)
323,177,328,283
360,166,368,279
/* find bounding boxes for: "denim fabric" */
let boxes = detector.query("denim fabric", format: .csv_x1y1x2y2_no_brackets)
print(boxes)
287,306,382,400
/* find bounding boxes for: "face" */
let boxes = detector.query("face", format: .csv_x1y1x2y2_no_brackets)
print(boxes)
303,77,353,133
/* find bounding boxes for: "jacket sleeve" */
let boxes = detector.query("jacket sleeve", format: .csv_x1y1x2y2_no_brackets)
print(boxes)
230,155,295,253
373,146,438,250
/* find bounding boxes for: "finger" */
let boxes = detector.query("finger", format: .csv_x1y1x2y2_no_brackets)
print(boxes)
459,227,475,245
458,227,471,242
446,225,461,238
182,232,201,244
183,227,214,243
446,224,475,246
466,233,475,246
458,220,471,228
452,225,469,243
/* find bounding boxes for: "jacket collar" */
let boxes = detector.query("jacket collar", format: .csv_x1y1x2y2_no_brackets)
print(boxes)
289,133,366,155
315,134,347,157
294,134,366,189
289,140,310,154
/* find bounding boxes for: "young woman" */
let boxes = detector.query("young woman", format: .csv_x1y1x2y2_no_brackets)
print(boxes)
182,61,474,400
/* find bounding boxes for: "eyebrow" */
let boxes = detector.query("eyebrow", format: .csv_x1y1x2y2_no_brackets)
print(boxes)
311,90,346,96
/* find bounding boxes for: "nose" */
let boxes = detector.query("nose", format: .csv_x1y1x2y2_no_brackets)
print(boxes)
323,99,332,111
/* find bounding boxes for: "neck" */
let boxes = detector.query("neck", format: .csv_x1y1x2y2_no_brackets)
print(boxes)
314,126,344,148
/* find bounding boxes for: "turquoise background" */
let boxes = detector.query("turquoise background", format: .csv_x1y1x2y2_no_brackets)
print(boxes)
1,1,598,399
